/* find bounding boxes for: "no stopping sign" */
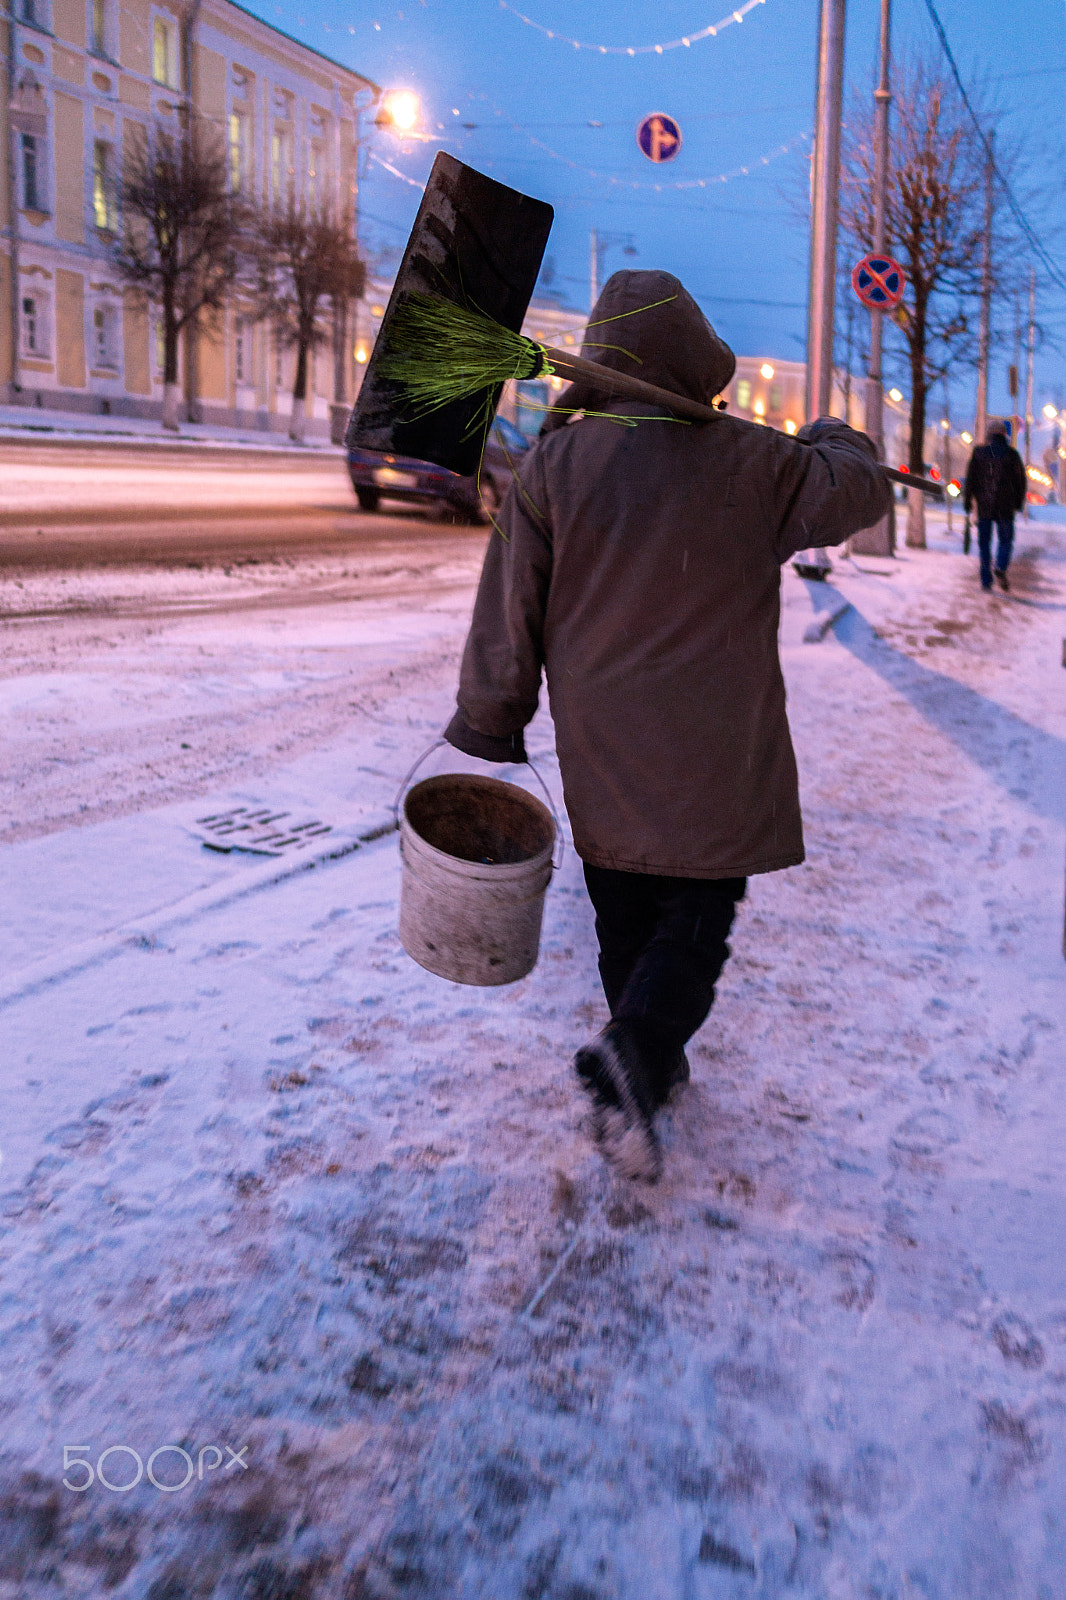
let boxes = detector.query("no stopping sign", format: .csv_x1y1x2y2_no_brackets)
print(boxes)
852,254,906,310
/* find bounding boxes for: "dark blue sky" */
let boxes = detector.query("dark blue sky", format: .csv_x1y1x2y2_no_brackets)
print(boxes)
254,0,1066,423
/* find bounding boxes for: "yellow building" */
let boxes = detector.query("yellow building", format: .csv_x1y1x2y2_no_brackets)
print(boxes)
1,0,376,433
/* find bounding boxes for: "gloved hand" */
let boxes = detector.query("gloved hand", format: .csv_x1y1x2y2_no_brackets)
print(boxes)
444,710,528,764
797,417,879,460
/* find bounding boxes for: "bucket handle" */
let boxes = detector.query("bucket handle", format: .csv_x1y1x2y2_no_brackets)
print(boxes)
392,739,565,870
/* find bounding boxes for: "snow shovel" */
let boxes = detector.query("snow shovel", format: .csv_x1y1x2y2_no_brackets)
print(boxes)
346,153,554,477
346,155,944,500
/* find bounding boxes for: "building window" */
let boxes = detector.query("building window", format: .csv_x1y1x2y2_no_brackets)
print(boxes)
271,129,293,207
308,143,324,210
93,304,118,369
21,293,49,358
736,378,751,411
274,334,284,389
21,134,44,212
769,382,783,411
90,0,108,53
92,140,116,231
152,15,178,88
228,111,247,195
235,317,252,385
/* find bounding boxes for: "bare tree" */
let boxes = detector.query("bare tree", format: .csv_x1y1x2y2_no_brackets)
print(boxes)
249,203,365,442
841,60,993,501
114,119,244,430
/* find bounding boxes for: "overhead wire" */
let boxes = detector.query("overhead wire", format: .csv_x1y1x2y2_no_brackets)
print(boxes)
921,0,1066,299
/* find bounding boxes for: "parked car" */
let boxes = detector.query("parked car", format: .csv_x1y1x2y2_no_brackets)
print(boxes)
347,416,531,522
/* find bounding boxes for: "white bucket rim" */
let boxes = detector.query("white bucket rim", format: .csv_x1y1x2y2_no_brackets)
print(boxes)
402,772,556,878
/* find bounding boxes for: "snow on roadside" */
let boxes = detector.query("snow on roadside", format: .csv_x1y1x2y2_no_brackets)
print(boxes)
0,517,1063,1598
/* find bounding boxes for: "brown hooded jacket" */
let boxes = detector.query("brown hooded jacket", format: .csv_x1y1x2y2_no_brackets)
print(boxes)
445,270,891,878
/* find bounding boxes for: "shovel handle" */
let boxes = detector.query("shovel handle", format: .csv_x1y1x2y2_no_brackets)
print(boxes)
541,345,944,499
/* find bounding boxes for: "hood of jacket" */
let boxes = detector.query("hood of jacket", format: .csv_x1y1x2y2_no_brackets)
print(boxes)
542,269,735,431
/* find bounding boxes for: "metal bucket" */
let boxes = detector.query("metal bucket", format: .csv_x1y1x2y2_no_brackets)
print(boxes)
399,772,556,986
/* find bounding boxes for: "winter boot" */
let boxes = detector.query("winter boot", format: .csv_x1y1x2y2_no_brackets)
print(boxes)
994,567,1010,592
574,1020,662,1183
658,1048,690,1106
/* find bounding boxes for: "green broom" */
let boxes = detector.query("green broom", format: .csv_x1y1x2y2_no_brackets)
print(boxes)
377,292,943,498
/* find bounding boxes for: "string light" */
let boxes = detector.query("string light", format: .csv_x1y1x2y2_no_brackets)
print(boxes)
497,0,768,56
521,130,808,191
367,130,806,199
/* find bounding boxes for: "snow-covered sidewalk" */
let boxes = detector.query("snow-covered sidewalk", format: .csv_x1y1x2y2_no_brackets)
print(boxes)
0,514,1063,1598
0,399,343,453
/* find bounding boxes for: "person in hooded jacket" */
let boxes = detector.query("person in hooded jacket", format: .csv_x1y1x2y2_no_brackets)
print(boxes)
444,270,891,1183
962,419,1027,592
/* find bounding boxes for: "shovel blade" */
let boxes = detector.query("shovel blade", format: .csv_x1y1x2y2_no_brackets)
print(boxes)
345,153,554,477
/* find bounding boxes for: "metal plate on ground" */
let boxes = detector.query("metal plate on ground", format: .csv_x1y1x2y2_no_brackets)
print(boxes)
193,806,334,858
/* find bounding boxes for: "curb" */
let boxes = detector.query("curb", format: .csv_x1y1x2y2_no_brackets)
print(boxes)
0,817,399,1013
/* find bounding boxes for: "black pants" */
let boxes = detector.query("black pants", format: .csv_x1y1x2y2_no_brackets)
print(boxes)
583,863,746,1072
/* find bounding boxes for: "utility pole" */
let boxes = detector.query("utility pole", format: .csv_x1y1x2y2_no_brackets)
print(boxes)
1010,300,1021,454
853,0,895,556
6,1,21,403
974,132,994,447
1024,265,1035,516
941,380,953,536
805,0,846,422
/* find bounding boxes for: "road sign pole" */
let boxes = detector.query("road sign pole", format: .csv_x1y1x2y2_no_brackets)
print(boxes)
854,0,895,557
864,0,891,461
1024,265,1035,517
974,133,994,447
805,0,846,423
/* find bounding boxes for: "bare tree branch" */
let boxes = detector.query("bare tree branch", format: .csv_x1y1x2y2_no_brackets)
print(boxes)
112,118,246,427
246,202,364,440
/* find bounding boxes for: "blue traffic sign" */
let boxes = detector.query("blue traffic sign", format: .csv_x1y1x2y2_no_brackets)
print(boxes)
637,112,682,164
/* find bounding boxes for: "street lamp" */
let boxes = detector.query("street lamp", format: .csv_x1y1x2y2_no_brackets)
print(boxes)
760,363,775,380
888,388,903,403
376,90,421,133
1043,402,1058,421
589,230,637,312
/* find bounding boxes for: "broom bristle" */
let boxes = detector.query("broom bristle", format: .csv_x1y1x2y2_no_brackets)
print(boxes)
376,294,546,420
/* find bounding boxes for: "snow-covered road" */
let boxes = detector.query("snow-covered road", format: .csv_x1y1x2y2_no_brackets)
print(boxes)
0,512,1063,1598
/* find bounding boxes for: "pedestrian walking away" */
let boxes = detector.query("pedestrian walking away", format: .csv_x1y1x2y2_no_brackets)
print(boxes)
962,419,1027,593
443,269,891,1183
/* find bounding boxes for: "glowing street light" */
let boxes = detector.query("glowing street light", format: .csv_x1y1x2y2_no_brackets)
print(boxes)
1043,402,1058,421
888,387,903,403
376,90,421,133
940,418,950,430
961,431,973,445
759,362,774,380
